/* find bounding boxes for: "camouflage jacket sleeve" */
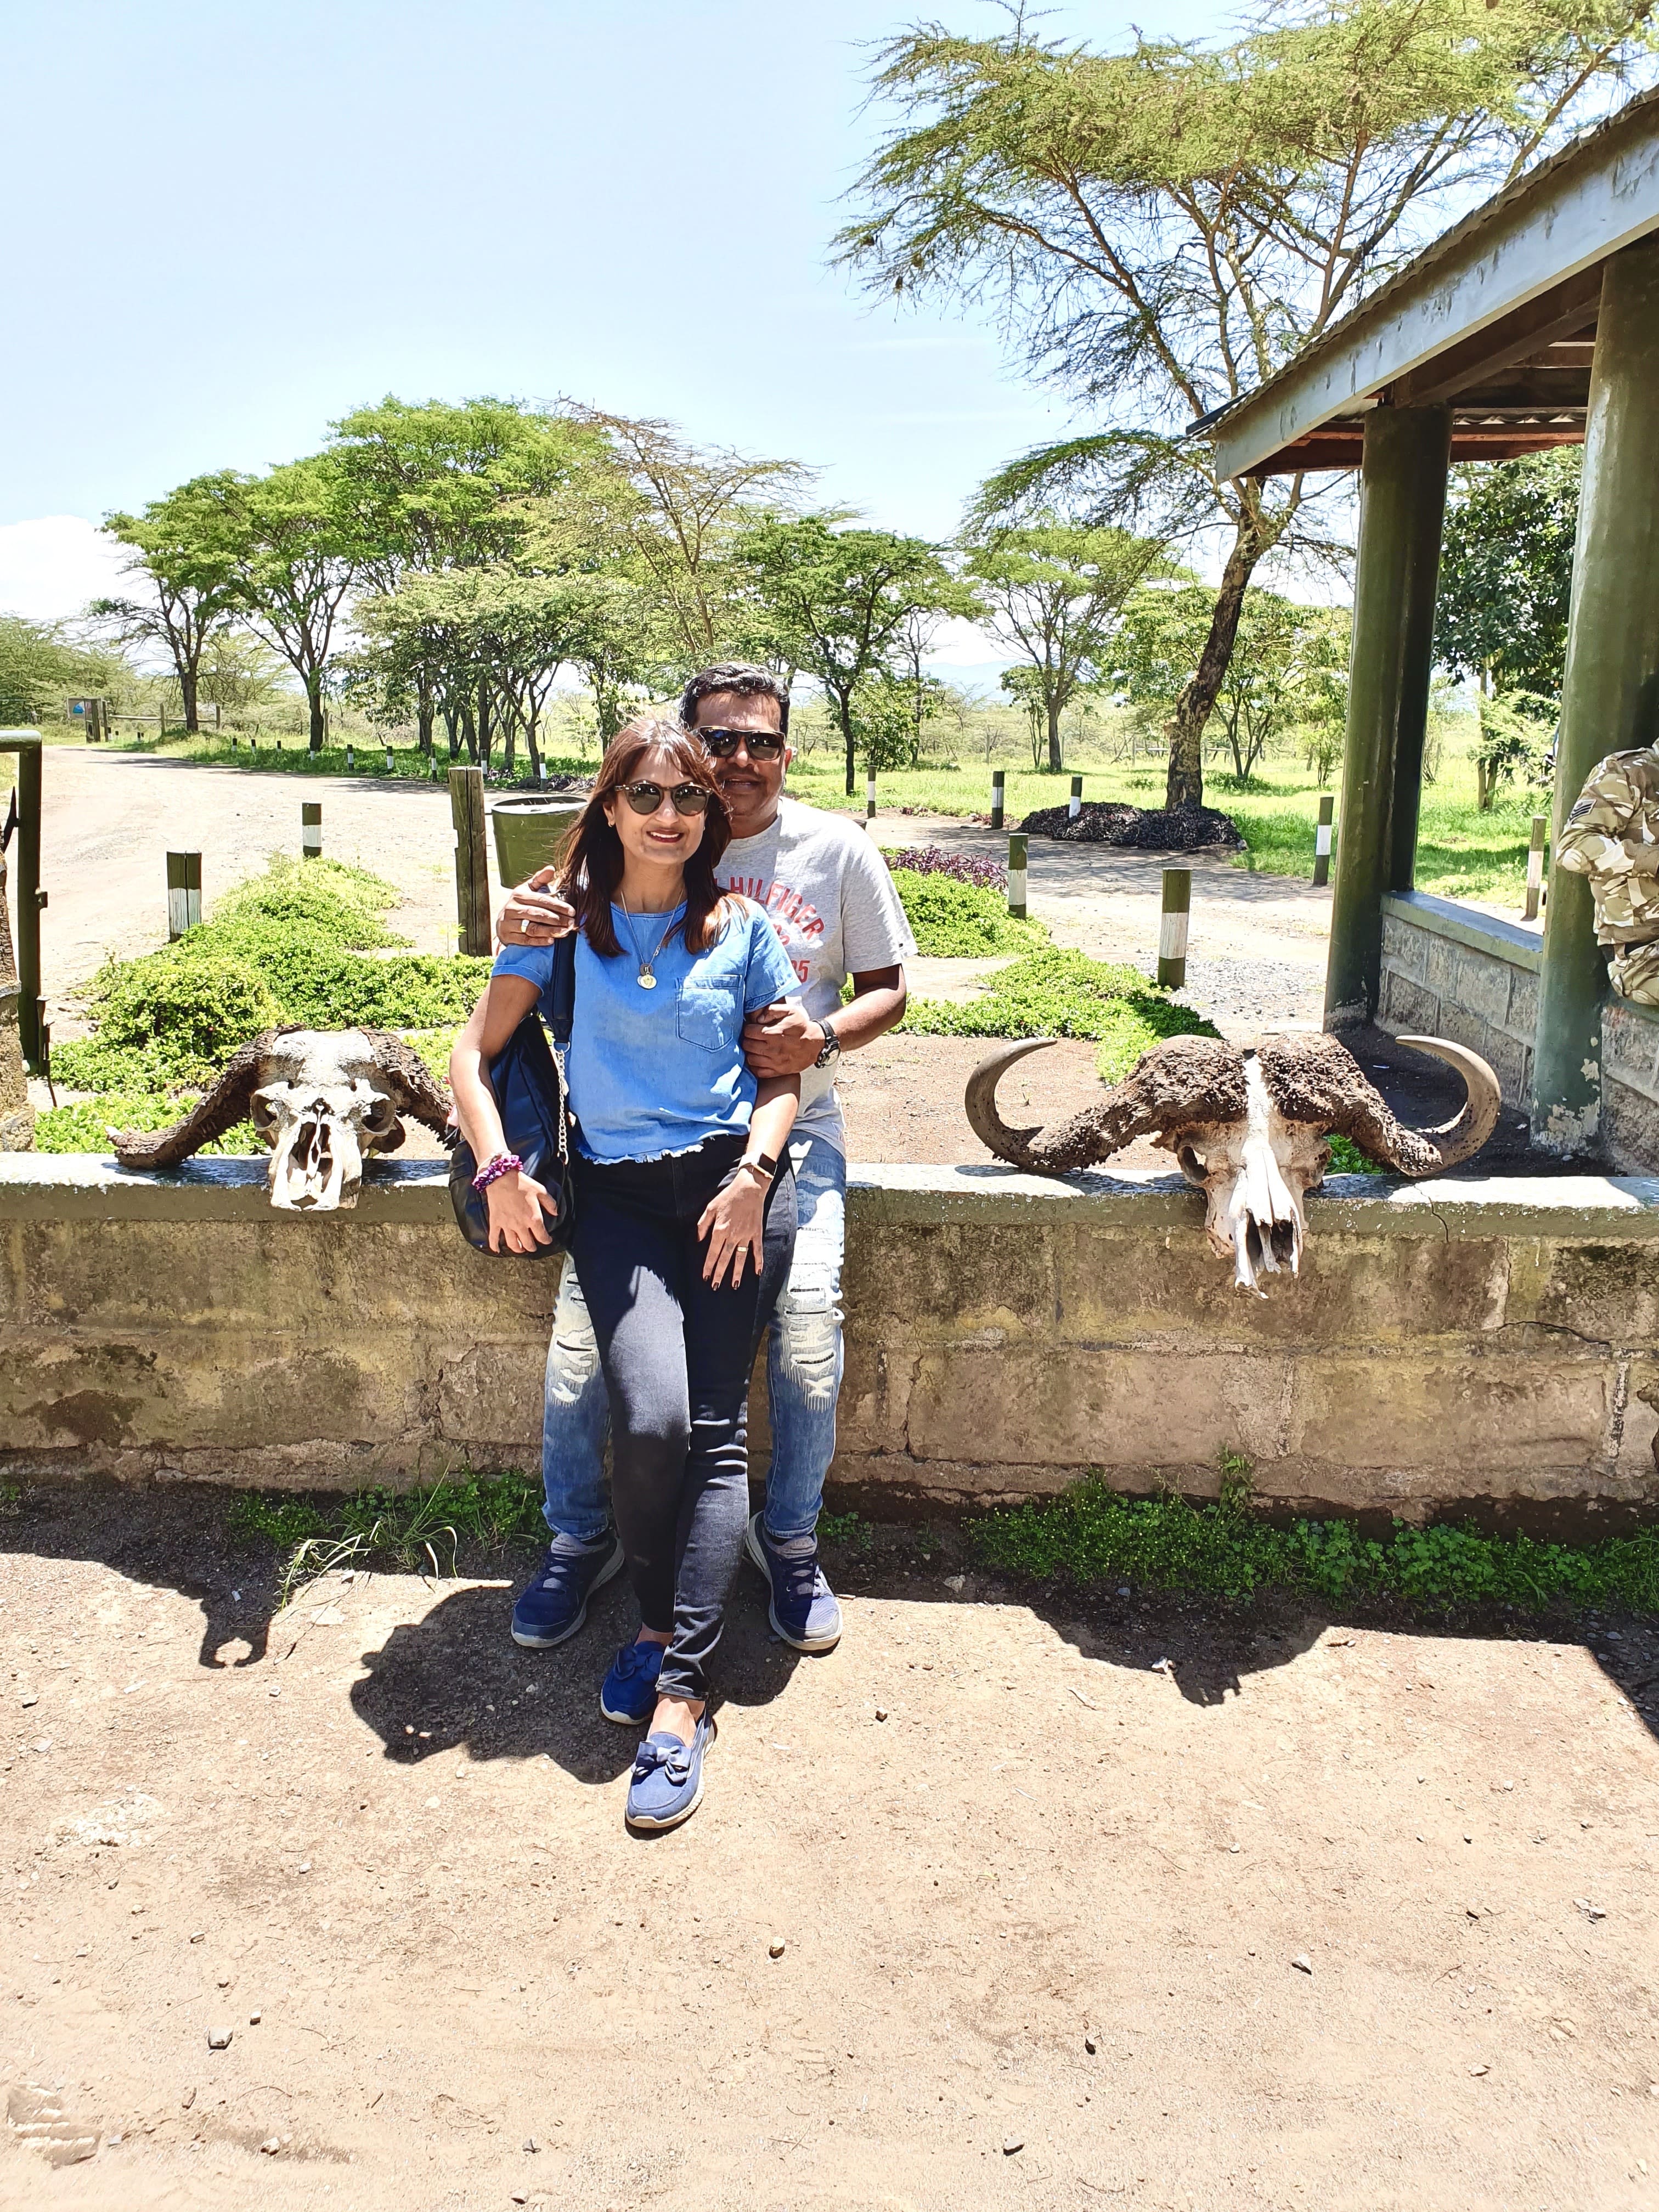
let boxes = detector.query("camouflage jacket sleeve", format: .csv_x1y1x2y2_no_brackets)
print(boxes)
1555,748,1659,941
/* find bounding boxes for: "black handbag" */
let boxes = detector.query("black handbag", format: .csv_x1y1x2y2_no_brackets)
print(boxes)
448,932,576,1257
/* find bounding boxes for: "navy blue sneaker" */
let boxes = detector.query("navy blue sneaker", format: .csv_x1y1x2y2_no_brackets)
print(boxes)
510,1535,625,1650
600,1638,665,1725
625,1711,713,1832
744,1513,842,1654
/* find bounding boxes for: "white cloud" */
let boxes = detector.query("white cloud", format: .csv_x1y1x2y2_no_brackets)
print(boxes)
0,516,129,624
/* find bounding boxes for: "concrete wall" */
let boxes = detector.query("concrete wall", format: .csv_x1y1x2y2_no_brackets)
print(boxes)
1379,889,1659,1174
4,1156,1658,1523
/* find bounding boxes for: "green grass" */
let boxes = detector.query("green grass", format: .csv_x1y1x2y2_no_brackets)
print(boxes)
116,731,592,787
974,1458,1659,1614
793,744,1543,911
229,1471,545,1606
900,942,1221,1082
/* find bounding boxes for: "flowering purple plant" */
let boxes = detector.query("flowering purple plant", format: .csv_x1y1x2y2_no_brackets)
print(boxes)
887,845,1007,891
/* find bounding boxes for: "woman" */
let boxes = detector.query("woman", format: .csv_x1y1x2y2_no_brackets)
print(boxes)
449,716,799,1833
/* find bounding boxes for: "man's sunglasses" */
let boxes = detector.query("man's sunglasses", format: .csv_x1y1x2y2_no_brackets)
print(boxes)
699,727,786,760
619,780,712,817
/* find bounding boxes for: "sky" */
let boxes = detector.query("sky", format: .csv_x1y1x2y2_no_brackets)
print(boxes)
3,0,1243,674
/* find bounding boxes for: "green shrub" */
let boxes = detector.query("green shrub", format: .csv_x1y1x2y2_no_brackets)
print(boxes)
902,943,1221,1081
33,1094,258,1155
889,868,1043,957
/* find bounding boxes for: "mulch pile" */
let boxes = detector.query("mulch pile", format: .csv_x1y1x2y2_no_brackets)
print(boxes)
1019,799,1244,850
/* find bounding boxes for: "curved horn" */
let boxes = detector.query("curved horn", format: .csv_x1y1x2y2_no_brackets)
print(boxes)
1260,1031,1499,1178
109,1033,275,1170
965,1032,1248,1176
361,1029,455,1137
1393,1035,1502,1170
963,1038,1056,1166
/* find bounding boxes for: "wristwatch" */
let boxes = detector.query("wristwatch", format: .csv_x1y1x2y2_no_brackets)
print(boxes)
739,1150,779,1183
813,1017,843,1070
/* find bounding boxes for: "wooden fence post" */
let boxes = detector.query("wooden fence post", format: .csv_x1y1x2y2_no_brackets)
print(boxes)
1158,866,1191,989
990,769,1005,831
865,770,877,823
449,766,490,955
166,851,202,940
1007,832,1028,921
1069,773,1083,821
302,802,322,861
1313,794,1335,888
1524,812,1547,922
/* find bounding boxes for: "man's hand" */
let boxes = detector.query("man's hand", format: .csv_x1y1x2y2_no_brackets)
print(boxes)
496,866,577,950
741,1000,825,1077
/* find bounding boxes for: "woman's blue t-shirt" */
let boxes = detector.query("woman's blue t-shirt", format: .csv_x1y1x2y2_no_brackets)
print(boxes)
491,897,800,1163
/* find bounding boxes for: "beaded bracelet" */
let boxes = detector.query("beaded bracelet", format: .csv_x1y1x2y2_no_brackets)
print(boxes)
472,1151,524,1193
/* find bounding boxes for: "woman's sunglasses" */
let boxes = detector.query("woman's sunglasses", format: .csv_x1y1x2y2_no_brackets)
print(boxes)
699,727,786,760
619,780,712,817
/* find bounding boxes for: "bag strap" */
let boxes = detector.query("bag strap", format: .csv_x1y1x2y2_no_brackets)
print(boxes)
549,930,577,1170
549,931,577,1047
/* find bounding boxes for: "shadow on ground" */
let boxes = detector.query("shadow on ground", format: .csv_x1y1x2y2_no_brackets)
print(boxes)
3,1481,1655,1756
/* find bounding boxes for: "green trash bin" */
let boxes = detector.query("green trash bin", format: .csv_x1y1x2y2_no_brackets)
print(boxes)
489,795,583,890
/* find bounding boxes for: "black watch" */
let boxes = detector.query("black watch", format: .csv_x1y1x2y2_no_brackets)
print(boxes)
814,1017,842,1070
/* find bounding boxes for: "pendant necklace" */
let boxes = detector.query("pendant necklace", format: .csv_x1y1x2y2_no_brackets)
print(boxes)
619,895,685,990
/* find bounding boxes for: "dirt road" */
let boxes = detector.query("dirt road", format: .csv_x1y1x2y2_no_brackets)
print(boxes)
21,750,479,1007
5,1491,1658,2211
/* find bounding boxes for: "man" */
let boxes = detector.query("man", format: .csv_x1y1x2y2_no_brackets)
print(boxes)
495,662,915,1655
1556,741,1659,1006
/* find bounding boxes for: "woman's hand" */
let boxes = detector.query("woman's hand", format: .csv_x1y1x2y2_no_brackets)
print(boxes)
697,1166,768,1289
484,1169,560,1255
496,866,578,950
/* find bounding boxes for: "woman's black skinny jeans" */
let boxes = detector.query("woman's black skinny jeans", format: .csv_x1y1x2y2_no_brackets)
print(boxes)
570,1133,797,1705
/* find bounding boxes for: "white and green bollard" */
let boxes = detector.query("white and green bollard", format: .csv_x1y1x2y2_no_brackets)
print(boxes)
1313,794,1334,888
346,742,355,773
1525,812,1547,922
1069,773,1083,821
1158,866,1190,989
865,770,877,822
385,742,395,774
302,802,323,861
990,769,1005,831
1007,832,1028,920
166,851,202,941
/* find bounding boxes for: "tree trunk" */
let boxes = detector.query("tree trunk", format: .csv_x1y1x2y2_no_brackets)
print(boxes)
181,668,200,735
840,694,856,796
307,676,326,752
477,678,493,768
1047,698,1063,774
416,677,434,758
526,710,543,784
460,703,478,764
1164,526,1265,809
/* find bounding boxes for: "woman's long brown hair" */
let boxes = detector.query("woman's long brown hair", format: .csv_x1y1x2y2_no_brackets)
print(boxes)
557,716,734,958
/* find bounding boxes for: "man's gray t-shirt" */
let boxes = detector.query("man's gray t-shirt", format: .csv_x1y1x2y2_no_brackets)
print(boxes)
716,795,915,1155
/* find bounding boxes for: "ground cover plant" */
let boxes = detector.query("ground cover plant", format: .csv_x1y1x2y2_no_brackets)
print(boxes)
37,857,488,1153
974,1457,1659,1615
887,866,1044,956
899,940,1221,1081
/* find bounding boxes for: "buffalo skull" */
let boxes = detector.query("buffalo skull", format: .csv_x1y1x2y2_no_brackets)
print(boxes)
965,1030,1500,1293
110,1027,454,1210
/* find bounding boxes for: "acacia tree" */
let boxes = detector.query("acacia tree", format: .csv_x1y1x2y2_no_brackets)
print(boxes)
330,396,613,752
837,1,1655,810
964,521,1168,770
207,459,362,750
570,409,809,674
735,515,970,794
96,476,243,732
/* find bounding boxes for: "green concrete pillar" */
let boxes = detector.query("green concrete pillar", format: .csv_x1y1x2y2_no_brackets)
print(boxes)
1324,407,1451,1028
1532,239,1659,1154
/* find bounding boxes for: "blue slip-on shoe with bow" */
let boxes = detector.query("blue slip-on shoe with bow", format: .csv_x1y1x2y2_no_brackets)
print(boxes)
624,1712,714,1833
600,1637,665,1726
744,1512,843,1654
510,1534,625,1650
